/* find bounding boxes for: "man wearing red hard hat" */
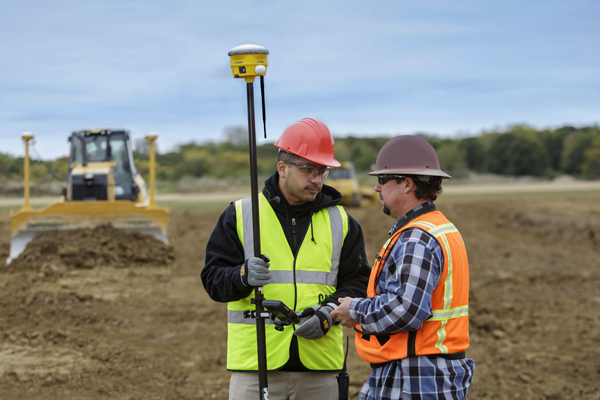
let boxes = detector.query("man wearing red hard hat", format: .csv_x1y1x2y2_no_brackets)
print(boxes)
203,118,370,400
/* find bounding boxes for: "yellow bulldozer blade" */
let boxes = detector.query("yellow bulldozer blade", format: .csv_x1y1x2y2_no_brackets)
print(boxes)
7,200,169,265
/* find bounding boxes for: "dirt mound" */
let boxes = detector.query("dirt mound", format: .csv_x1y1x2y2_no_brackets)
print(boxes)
4,224,175,272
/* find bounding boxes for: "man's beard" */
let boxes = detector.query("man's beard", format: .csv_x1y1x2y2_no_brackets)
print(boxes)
382,203,391,216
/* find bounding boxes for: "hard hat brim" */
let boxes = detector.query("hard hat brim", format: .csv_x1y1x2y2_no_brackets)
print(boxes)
367,168,452,179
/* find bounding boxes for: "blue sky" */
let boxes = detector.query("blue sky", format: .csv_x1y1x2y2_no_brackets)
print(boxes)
1,0,599,159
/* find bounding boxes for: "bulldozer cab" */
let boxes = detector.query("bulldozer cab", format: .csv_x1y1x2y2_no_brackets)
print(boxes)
67,130,142,202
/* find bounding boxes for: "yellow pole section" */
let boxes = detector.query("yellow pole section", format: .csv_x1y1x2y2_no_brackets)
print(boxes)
146,135,157,209
22,134,34,211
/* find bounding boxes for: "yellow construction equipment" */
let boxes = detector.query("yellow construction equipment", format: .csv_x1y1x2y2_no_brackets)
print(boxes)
6,130,169,265
327,162,380,207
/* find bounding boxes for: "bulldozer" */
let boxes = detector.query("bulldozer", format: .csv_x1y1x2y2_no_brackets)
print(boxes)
6,129,169,265
327,162,380,207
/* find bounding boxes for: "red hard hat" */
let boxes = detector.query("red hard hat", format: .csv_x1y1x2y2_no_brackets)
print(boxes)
275,118,341,167
368,135,451,179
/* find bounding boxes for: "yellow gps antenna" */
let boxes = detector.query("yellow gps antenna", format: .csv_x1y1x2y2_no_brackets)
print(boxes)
228,44,270,400
228,44,268,138
228,43,268,81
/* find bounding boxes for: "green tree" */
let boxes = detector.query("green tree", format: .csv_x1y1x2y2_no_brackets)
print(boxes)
581,133,600,178
459,137,487,172
4,125,599,185
561,128,599,175
436,141,467,178
156,152,183,167
257,143,279,175
211,151,250,178
416,133,446,150
0,155,23,180
30,162,49,183
539,126,576,172
488,132,550,176
51,157,69,181
0,153,15,181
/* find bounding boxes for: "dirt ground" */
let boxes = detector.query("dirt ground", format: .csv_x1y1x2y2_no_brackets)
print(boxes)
1,191,600,399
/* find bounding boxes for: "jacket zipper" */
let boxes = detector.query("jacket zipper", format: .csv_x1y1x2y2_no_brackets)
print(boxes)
291,217,298,314
289,216,311,320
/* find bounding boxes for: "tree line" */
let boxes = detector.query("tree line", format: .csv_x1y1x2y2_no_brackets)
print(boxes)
1,124,599,185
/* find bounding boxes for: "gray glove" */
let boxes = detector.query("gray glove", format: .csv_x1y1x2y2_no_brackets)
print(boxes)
293,303,336,340
240,255,271,287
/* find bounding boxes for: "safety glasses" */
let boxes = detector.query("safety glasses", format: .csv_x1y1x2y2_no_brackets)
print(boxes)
377,174,408,185
284,161,330,179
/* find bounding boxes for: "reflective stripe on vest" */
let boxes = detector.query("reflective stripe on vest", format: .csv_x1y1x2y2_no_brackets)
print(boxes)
356,211,470,363
227,193,348,371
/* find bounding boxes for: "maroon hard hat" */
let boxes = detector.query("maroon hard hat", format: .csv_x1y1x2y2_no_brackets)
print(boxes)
367,135,451,179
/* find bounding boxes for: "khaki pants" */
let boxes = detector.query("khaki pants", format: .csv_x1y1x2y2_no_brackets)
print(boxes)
229,370,339,400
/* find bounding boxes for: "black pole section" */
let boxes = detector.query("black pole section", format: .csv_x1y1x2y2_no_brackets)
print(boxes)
246,81,268,400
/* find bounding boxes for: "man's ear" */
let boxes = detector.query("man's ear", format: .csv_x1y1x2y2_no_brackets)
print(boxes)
404,177,415,193
277,161,286,178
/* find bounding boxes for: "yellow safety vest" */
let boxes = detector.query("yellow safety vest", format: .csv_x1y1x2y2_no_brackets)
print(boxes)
227,193,348,371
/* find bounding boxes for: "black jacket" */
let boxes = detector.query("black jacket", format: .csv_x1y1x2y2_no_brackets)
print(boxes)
202,172,370,305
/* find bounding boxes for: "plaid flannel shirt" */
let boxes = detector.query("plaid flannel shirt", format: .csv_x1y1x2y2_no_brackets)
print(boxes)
350,202,475,400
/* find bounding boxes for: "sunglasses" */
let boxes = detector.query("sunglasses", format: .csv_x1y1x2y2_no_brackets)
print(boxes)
377,174,408,185
284,161,330,179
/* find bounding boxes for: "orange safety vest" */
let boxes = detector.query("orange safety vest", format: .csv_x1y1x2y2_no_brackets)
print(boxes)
355,211,470,364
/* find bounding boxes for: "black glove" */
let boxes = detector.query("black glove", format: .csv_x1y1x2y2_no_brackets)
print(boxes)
240,255,271,287
293,303,336,340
